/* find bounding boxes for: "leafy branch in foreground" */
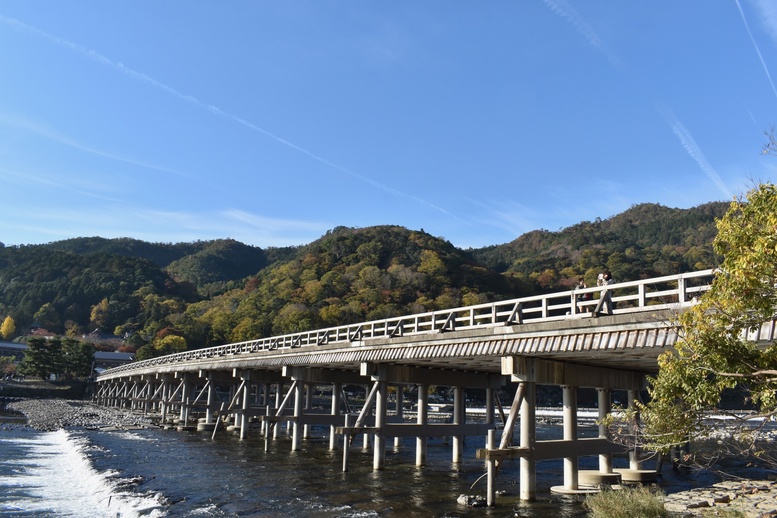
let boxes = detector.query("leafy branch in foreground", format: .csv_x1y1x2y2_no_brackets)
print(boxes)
637,183,777,466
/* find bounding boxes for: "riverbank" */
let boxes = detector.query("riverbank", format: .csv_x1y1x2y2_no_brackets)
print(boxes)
1,397,157,431
665,479,777,517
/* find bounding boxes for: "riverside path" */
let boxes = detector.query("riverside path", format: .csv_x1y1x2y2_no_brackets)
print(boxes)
94,269,772,504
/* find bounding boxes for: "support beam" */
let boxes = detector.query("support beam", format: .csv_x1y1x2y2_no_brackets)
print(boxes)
502,356,641,391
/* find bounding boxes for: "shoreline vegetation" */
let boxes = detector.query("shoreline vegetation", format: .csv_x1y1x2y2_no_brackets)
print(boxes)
1,380,776,516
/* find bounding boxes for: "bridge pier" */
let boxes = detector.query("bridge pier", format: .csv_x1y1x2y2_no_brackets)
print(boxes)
492,356,641,501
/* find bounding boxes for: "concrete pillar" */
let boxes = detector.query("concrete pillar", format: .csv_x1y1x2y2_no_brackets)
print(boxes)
373,380,387,470
292,381,304,451
240,372,250,440
487,429,496,507
452,386,464,463
519,382,536,501
416,384,428,466
274,383,283,439
205,374,214,424
485,388,495,426
304,383,312,439
160,378,169,424
330,382,341,451
179,375,190,425
597,388,613,473
562,385,578,490
394,386,404,449
628,389,642,470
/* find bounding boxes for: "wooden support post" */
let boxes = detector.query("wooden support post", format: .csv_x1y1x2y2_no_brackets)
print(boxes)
416,384,428,466
500,383,525,450
519,382,536,502
562,385,578,490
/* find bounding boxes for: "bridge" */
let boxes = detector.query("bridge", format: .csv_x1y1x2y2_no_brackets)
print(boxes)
94,268,767,504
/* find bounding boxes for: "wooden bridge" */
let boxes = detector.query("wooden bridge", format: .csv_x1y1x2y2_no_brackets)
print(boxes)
95,269,764,504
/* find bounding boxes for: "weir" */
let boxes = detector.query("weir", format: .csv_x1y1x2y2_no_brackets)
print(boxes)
95,269,765,504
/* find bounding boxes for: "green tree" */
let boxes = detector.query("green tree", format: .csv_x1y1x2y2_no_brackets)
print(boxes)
18,337,64,380
640,183,777,453
34,303,62,333
62,338,95,379
1,316,15,340
154,334,187,356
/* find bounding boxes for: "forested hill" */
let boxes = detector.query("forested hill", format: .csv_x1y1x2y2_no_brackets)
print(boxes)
471,201,728,289
0,201,728,357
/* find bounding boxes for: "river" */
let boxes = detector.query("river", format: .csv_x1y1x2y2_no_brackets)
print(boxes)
2,410,740,518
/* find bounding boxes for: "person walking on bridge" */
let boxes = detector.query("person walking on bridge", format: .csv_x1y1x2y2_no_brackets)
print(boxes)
596,271,615,315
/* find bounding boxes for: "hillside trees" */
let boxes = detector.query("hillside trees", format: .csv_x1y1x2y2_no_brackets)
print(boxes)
640,183,777,453
0,204,726,352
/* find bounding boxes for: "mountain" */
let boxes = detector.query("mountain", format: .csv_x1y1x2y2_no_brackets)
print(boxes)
470,201,727,289
0,202,727,355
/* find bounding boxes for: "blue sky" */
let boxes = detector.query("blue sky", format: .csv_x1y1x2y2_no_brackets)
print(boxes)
2,1,777,250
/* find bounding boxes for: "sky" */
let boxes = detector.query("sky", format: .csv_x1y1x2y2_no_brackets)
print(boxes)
2,1,777,250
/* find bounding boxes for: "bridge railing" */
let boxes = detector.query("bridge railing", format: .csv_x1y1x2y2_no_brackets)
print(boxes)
98,269,715,377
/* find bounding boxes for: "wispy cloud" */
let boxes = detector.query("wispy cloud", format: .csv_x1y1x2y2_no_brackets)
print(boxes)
736,0,777,102
0,203,330,247
0,14,450,216
661,109,732,199
0,113,188,178
748,0,777,42
542,0,621,68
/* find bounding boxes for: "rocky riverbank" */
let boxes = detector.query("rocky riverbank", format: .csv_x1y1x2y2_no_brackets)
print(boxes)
665,479,777,517
2,397,157,431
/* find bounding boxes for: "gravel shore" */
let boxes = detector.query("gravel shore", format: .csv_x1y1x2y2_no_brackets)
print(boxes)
2,398,157,431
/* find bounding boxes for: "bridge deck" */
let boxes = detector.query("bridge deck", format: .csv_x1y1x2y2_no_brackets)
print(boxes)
98,270,719,381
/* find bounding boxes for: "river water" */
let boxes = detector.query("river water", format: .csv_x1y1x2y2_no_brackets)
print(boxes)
0,418,722,518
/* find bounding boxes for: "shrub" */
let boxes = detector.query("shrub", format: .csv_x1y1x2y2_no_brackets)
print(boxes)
584,486,669,518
